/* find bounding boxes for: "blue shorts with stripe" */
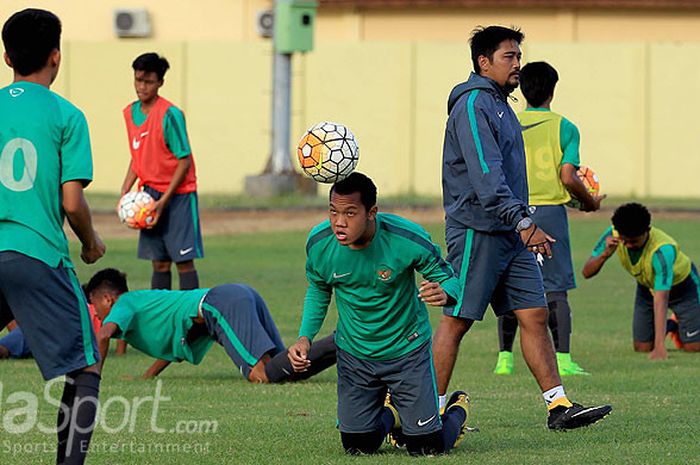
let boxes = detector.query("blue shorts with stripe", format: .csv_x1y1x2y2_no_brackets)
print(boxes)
200,284,286,379
336,340,441,436
138,185,204,263
531,204,576,293
443,227,546,320
0,251,99,380
634,264,700,344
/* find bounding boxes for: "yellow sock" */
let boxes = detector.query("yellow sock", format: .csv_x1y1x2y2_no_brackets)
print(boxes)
548,396,574,411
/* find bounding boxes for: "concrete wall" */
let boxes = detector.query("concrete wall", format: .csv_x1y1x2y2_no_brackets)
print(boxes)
1,2,699,197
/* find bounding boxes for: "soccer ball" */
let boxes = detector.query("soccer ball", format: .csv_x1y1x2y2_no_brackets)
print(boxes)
297,121,359,183
118,191,156,229
567,165,600,209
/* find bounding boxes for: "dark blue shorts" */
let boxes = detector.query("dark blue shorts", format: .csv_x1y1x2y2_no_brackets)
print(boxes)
336,341,441,436
0,326,32,358
138,185,204,263
531,205,576,293
201,284,286,379
634,265,700,344
0,251,99,379
444,227,546,320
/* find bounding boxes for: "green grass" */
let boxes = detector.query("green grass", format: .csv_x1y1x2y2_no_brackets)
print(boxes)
1,216,699,464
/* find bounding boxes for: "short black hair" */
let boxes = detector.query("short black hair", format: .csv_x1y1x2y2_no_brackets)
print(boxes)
611,203,651,237
330,172,377,212
132,52,170,80
85,269,129,300
2,8,61,76
520,61,559,108
470,25,524,73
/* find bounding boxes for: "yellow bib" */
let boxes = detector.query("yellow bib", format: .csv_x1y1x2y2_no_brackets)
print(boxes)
616,227,691,289
518,110,571,206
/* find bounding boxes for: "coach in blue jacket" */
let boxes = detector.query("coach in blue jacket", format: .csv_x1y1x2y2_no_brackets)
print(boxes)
432,25,611,431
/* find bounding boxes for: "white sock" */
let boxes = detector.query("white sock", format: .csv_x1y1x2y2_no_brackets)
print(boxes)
439,394,447,410
543,385,567,406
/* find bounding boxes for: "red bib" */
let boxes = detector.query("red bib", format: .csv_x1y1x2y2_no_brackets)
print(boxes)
123,96,197,194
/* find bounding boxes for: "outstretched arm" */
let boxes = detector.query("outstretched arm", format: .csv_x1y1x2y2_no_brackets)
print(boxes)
96,322,119,369
142,359,173,379
649,291,670,360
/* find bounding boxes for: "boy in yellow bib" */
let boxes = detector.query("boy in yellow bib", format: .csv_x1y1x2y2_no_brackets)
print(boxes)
583,203,700,359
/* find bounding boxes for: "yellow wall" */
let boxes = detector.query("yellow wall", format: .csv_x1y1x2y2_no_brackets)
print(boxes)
2,3,700,197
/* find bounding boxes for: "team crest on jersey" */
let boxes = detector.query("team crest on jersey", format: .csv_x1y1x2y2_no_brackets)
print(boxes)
377,267,393,282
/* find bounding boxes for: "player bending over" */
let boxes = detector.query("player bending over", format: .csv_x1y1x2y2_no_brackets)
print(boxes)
582,202,700,359
289,172,470,456
92,269,336,382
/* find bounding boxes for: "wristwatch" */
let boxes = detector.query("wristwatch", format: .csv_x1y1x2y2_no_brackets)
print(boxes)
515,216,533,233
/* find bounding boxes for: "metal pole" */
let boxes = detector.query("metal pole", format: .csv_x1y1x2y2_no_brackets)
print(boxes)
270,50,293,174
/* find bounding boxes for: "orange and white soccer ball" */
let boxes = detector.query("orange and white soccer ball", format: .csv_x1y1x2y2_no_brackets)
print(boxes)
118,191,156,229
567,165,601,209
297,121,359,184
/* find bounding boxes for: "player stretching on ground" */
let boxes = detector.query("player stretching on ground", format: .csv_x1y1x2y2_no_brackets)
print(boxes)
583,203,700,358
494,61,605,376
92,269,336,383
0,9,105,464
434,25,611,430
289,173,470,456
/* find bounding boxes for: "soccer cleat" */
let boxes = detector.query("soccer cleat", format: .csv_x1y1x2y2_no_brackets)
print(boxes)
547,402,612,430
444,391,471,448
384,392,405,448
667,314,683,349
556,352,590,376
493,351,514,375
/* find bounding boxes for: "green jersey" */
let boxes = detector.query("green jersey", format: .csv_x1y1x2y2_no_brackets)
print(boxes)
0,81,93,268
300,213,460,360
105,288,214,364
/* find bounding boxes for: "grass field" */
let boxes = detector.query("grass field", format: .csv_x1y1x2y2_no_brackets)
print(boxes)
1,213,699,464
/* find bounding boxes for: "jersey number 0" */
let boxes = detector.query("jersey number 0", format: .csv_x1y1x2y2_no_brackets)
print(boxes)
0,138,37,192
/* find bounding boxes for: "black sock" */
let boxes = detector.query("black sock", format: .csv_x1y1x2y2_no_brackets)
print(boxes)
547,292,571,353
264,333,336,383
379,406,395,436
406,431,446,456
178,270,199,290
151,271,172,290
341,431,384,455
667,317,679,333
498,312,518,352
62,371,101,465
440,405,467,453
56,378,78,464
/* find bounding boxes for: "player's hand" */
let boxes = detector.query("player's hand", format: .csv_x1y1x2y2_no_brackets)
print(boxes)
649,346,668,361
580,194,607,212
418,281,448,306
603,235,620,258
288,337,311,372
520,225,556,259
145,199,167,229
81,231,106,264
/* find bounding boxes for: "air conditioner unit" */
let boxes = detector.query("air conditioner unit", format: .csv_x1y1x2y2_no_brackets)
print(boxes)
256,9,274,38
114,9,152,38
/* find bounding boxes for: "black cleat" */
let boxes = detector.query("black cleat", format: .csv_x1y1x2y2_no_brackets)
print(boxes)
547,402,612,430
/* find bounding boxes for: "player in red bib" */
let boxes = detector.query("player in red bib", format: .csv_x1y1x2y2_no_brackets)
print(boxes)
120,53,203,290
